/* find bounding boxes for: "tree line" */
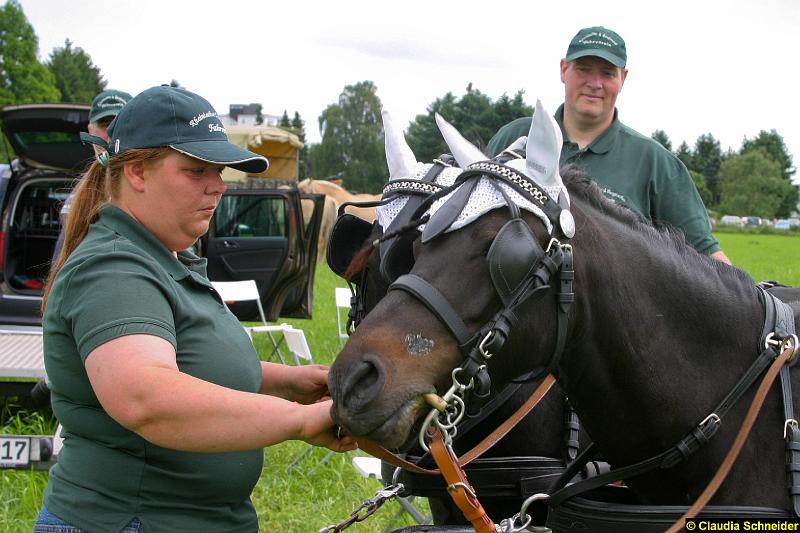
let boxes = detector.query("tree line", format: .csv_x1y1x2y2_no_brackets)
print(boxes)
3,0,795,219
654,130,796,219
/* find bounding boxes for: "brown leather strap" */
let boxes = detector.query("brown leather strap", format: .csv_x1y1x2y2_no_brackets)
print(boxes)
355,374,556,475
665,345,796,533
429,427,497,533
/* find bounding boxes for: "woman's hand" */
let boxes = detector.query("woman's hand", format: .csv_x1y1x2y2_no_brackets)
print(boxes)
261,363,331,404
299,400,358,452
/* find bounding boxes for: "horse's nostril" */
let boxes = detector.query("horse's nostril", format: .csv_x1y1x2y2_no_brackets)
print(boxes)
341,353,385,411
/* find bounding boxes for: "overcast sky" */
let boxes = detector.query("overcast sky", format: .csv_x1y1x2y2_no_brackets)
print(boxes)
18,0,800,179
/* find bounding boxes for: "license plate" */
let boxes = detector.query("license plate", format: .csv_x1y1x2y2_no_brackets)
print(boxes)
0,437,30,467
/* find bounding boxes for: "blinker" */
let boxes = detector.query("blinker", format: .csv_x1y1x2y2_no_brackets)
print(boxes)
326,214,375,278
487,218,545,306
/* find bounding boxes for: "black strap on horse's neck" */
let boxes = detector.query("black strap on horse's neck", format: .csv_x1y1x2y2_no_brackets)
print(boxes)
764,285,800,516
546,287,798,511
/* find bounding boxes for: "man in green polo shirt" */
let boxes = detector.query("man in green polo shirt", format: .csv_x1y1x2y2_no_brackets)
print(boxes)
487,26,731,263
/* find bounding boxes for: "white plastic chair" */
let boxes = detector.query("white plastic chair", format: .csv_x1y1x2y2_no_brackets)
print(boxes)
272,323,313,366
335,287,352,347
211,280,292,364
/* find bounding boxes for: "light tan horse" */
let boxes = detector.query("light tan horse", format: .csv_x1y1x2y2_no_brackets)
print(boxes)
300,195,337,262
297,179,381,223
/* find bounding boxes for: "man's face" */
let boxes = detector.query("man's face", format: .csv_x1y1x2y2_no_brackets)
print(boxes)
560,56,628,124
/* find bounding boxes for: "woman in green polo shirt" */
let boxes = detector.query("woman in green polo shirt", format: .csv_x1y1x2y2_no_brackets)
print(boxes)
34,86,356,533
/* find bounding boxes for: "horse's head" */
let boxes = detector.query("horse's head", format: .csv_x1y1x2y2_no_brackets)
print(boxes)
329,103,576,450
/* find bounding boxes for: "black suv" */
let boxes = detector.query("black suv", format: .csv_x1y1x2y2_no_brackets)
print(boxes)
0,104,322,326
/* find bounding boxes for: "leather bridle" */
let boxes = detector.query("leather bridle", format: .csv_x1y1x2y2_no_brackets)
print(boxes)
385,161,575,447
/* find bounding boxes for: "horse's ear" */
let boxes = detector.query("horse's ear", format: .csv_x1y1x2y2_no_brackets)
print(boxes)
382,109,418,180
503,136,527,153
434,113,487,168
521,100,565,194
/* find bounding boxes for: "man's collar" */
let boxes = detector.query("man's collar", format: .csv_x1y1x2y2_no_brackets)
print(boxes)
555,104,620,154
96,204,204,281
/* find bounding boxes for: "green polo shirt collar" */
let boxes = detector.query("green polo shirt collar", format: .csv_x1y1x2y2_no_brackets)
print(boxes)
555,103,620,155
96,204,208,282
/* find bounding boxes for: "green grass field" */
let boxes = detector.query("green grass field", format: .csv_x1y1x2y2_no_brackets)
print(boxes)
715,232,800,285
1,231,799,532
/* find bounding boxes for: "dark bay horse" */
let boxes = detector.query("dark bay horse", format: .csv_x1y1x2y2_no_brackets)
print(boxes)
329,105,800,515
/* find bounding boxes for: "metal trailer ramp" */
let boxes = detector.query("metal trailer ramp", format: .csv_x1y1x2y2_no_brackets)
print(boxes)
0,325,45,379
0,325,57,471
0,325,46,399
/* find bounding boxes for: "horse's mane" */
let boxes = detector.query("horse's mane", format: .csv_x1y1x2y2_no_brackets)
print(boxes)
560,165,642,227
560,164,750,283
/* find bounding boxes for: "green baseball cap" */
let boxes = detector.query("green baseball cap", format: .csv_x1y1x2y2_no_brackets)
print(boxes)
104,86,268,173
89,89,132,123
565,26,627,68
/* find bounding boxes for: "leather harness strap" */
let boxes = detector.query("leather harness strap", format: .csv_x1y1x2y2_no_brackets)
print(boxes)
546,289,799,512
428,427,497,533
666,343,798,533
355,374,557,476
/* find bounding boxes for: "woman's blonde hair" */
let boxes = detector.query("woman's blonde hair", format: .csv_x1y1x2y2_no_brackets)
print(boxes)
42,148,171,311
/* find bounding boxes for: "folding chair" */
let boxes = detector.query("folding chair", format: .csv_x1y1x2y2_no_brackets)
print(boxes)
351,456,432,529
211,280,287,364
276,324,313,366
335,287,351,347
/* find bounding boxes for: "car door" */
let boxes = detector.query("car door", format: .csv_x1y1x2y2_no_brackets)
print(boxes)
0,104,91,325
202,187,322,321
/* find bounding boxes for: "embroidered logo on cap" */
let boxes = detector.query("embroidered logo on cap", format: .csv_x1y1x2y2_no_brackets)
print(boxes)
95,95,127,109
189,111,217,127
578,31,618,48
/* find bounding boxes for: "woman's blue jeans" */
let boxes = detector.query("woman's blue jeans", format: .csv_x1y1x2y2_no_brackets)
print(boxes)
33,506,142,532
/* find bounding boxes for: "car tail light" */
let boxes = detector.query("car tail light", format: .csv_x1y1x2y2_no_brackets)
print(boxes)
0,231,5,269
